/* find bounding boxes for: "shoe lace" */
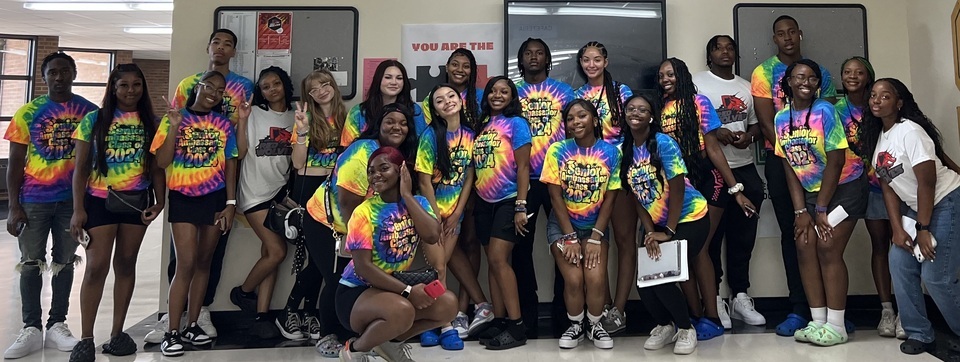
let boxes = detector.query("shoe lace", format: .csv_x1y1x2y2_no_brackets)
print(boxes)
393,342,413,362
15,329,38,343
739,296,756,310
677,330,693,344
306,316,321,332
593,324,610,339
285,312,301,330
562,323,582,338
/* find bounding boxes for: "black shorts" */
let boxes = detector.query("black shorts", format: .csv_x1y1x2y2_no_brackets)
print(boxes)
694,161,729,207
475,197,524,244
243,186,289,215
805,174,868,220
168,188,227,225
291,174,327,206
84,194,146,229
335,283,369,333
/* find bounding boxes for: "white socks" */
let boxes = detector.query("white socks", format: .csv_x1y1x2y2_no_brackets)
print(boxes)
587,312,603,326
826,308,847,338
810,307,827,325
881,302,894,312
568,312,584,323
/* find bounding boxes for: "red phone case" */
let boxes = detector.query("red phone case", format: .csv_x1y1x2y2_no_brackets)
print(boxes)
424,280,445,298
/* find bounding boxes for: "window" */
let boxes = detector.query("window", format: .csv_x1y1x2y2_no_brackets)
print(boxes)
60,49,114,106
0,36,35,121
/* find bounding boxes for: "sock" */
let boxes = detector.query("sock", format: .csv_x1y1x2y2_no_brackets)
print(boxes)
881,302,894,312
568,312,584,323
587,312,603,326
348,341,357,352
508,318,525,338
441,326,454,333
811,307,827,325
826,308,847,338
239,289,256,299
256,312,269,321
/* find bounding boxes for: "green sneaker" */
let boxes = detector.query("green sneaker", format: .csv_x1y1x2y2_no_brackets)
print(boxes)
811,324,848,346
794,322,821,343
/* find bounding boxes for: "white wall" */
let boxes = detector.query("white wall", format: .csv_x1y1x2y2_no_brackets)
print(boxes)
167,0,955,311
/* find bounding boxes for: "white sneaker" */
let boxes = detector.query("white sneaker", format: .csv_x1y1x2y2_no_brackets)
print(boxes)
144,313,170,344
878,309,896,337
673,328,697,355
452,312,470,339
4,326,43,359
589,322,614,349
717,297,732,329
198,307,218,337
895,315,906,340
730,293,767,326
44,322,79,351
643,324,676,350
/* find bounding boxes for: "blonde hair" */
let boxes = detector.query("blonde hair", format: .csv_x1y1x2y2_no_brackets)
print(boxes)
300,70,347,151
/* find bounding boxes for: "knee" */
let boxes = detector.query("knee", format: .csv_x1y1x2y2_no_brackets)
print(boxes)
265,246,287,265
389,300,417,327
816,244,841,264
434,291,459,322
50,255,79,276
16,259,46,275
85,259,111,281
564,271,584,291
584,270,606,293
487,254,510,270
112,254,138,276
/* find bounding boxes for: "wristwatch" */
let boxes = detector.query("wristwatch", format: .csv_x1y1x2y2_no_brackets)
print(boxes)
400,285,412,298
916,222,931,232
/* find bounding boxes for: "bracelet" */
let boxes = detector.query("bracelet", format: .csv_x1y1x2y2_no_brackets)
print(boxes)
586,238,602,245
515,199,527,206
562,231,578,241
727,182,744,195
514,206,527,213
297,131,309,138
664,226,676,237
794,208,807,216
815,205,828,214
226,199,237,206
591,228,605,237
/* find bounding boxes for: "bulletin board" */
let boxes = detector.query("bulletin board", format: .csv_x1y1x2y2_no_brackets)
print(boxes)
214,6,359,99
734,4,868,92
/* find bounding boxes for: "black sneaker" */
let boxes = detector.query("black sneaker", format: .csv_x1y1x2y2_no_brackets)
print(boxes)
300,312,322,340
230,286,258,314
182,323,212,345
252,318,280,339
160,331,184,357
558,321,584,349
275,310,306,341
68,338,95,362
101,332,137,356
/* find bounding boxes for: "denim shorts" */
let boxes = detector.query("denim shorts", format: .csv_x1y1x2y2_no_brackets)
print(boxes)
865,190,889,220
545,212,609,245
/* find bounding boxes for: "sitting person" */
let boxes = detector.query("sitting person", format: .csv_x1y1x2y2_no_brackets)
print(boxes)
335,146,458,362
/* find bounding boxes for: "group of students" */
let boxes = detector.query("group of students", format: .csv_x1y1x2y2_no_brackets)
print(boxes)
4,13,959,362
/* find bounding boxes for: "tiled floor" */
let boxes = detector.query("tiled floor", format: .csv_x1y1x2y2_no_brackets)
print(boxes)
0,212,951,361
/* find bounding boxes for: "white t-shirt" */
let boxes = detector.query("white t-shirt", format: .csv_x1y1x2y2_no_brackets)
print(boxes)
872,118,960,211
692,70,758,168
238,106,295,212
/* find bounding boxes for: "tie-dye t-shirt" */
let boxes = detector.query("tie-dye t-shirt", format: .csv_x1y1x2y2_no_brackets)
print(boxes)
339,194,437,287
4,95,98,203
516,78,575,178
473,114,533,203
292,115,340,170
626,133,708,226
574,82,633,147
340,103,427,147
173,71,254,124
415,125,476,218
835,96,880,192
750,56,837,150
149,109,238,197
540,139,622,229
421,88,484,126
773,99,861,193
73,110,151,199
659,94,722,154
305,139,380,233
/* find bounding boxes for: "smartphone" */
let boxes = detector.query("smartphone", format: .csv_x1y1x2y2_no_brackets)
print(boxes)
501,213,536,230
16,222,26,235
745,205,758,218
78,229,91,249
424,280,446,299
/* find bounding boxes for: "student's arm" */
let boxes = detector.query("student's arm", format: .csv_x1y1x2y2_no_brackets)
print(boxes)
69,140,92,240
215,158,238,234
154,113,180,169
584,189,618,269
880,179,909,252
942,154,960,174
142,158,166,224
755,97,777,144
911,160,938,260
514,144,532,235
235,100,252,160
291,105,309,170
417,172,440,226
338,188,365,226
812,149,844,240
6,143,27,236
783,158,814,245
548,183,580,264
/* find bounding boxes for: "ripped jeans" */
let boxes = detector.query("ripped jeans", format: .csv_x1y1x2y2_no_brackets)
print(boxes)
17,200,79,329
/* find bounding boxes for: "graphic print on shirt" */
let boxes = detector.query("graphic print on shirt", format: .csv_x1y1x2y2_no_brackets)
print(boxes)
561,161,607,204
255,126,294,157
628,162,662,206
105,123,146,164
780,127,819,168
179,125,225,168
380,213,418,263
33,105,87,161
875,151,904,183
473,128,501,170
717,94,749,125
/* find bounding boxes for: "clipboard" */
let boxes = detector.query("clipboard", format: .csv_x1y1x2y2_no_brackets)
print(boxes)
637,239,689,288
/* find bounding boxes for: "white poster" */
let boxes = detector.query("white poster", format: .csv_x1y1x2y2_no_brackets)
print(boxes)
401,23,503,101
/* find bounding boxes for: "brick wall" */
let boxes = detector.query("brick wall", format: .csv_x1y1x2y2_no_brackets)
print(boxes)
133,58,170,118
32,35,59,97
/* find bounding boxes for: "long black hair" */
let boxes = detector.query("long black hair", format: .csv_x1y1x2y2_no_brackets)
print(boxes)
446,48,480,126
361,60,418,124
859,78,949,166
184,71,226,114
426,83,469,179
517,38,552,77
358,102,419,162
778,58,823,132
479,75,524,133
577,41,625,130
252,66,294,111
840,56,875,158
656,57,705,185
621,94,664,190
92,63,156,177
561,99,602,140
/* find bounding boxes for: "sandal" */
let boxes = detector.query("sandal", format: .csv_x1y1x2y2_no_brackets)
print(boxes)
946,338,959,353
794,322,821,343
439,329,464,350
102,332,137,356
484,329,526,350
776,313,808,337
695,318,723,341
811,324,848,346
315,334,342,358
899,339,935,355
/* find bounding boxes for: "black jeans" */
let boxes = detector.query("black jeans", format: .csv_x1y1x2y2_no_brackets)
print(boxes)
516,179,550,338
284,175,325,314
764,150,808,317
637,216,710,329
709,164,764,295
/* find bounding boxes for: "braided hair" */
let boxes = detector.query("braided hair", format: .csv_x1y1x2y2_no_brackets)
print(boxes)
778,59,823,133
517,38,552,77
621,94,664,190
577,41,625,130
445,48,480,128
859,78,949,167
655,57,706,185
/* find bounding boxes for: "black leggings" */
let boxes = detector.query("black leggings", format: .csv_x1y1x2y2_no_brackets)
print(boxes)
284,174,326,314
637,215,710,329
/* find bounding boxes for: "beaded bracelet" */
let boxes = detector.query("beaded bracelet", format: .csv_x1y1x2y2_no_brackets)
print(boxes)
515,199,527,206
815,205,828,214
515,206,527,213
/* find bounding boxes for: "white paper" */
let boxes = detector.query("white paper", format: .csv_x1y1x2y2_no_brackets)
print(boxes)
814,205,849,238
331,71,348,86
255,54,292,74
219,11,257,80
902,216,939,263
637,239,689,288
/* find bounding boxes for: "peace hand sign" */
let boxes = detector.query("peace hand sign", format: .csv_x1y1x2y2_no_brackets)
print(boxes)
294,101,309,131
237,93,252,121
161,95,183,126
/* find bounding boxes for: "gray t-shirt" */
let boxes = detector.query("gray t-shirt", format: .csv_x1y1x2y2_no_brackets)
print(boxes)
238,107,295,212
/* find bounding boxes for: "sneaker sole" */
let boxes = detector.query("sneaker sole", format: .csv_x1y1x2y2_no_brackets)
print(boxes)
731,311,766,326
558,337,583,349
161,349,185,357
144,332,165,344
275,319,307,341
604,324,626,335
185,338,212,346
198,326,218,338
673,346,695,355
593,340,614,349
643,340,673,350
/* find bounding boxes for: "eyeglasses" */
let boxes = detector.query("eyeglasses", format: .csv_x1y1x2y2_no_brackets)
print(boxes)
197,82,225,97
625,106,651,114
308,82,333,96
790,75,820,85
